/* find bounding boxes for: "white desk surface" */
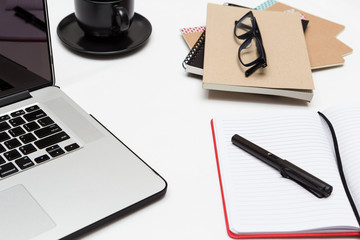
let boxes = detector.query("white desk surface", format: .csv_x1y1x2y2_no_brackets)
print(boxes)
46,0,360,239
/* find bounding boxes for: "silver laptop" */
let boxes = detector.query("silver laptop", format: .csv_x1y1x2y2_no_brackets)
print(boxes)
0,1,167,239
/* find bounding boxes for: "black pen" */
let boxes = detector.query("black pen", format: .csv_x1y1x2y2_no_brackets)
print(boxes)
13,6,46,32
231,134,333,198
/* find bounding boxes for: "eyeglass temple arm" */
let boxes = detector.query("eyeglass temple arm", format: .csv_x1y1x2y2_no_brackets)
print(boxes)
245,61,267,77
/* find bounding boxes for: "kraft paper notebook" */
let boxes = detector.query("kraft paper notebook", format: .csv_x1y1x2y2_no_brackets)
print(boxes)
202,4,314,101
211,103,360,238
266,2,353,69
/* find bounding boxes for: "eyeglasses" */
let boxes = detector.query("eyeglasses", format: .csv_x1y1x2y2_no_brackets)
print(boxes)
234,11,267,77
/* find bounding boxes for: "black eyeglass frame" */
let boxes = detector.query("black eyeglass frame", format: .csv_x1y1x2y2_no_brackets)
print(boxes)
234,11,267,77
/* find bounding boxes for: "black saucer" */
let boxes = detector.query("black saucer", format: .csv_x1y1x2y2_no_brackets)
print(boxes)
57,13,151,55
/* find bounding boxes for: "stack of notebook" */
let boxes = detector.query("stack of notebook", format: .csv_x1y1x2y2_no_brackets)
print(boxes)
181,1,352,101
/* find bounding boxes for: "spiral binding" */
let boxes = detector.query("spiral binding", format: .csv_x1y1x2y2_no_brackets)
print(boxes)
182,31,206,69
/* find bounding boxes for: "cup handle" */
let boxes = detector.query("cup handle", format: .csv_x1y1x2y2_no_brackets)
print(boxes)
114,6,130,32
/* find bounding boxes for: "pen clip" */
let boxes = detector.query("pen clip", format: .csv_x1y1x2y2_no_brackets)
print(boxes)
280,168,324,198
280,165,331,198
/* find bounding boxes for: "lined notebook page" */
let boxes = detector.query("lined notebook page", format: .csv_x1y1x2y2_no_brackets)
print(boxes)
212,111,358,234
322,104,360,218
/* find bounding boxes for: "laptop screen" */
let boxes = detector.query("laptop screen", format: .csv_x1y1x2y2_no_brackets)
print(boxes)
0,0,53,99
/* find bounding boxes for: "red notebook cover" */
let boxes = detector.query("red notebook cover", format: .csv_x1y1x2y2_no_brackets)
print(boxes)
210,119,360,239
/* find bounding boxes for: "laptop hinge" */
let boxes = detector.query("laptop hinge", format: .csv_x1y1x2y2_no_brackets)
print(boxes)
0,91,31,108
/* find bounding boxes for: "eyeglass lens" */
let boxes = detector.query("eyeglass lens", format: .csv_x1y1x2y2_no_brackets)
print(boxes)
235,16,261,66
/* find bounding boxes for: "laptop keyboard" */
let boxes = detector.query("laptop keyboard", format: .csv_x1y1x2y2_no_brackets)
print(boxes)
0,105,81,180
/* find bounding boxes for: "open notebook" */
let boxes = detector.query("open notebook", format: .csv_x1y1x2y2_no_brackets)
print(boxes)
211,104,360,238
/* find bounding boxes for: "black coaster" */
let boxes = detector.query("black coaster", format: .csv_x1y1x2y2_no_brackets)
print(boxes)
57,13,152,55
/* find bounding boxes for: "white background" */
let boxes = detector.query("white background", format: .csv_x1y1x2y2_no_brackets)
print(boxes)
46,0,360,239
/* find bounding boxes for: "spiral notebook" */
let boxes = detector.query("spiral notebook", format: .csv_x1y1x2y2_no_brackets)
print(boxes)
211,104,360,238
182,31,205,75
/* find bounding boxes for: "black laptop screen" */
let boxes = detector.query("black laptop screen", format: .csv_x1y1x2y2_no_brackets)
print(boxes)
0,0,52,99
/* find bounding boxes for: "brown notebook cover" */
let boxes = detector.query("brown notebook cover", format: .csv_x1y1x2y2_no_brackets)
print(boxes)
266,2,352,69
203,4,314,101
180,26,205,48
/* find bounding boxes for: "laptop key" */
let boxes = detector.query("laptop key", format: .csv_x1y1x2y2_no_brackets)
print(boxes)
15,157,35,170
34,131,70,149
0,156,5,165
4,138,22,149
9,117,25,127
4,149,22,161
0,144,6,153
0,162,19,178
38,117,54,127
23,110,46,122
34,154,50,164
9,126,26,137
19,144,37,155
46,145,65,158
19,133,37,144
25,105,40,112
34,124,62,138
0,132,10,142
65,143,80,152
23,122,41,132
0,121,11,131
10,110,25,117
0,115,10,122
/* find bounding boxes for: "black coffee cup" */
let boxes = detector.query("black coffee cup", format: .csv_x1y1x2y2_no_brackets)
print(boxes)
74,0,134,37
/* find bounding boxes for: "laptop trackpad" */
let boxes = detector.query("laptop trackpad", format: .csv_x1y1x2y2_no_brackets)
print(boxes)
0,185,56,240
